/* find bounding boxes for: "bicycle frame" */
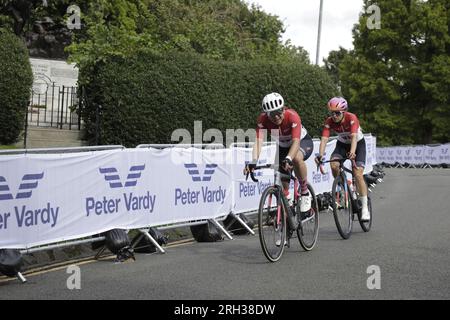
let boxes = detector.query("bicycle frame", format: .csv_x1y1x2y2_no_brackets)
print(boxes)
248,164,301,233
319,158,359,208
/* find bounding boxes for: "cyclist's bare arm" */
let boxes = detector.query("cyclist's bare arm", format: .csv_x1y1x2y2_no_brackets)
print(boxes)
252,137,264,162
349,133,358,158
287,138,300,160
318,136,328,158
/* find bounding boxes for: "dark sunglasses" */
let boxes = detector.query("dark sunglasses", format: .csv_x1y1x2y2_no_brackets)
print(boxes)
268,109,283,117
330,111,343,117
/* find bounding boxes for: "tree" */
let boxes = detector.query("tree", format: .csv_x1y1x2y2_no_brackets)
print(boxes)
323,46,350,91
1,0,311,65
339,0,450,146
0,29,33,144
66,0,306,65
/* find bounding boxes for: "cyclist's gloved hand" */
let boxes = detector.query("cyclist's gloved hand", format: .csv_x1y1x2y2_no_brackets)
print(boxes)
315,155,323,165
243,161,257,175
282,157,294,171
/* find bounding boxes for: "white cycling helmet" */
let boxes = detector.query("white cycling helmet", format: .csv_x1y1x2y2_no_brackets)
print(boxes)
262,92,284,113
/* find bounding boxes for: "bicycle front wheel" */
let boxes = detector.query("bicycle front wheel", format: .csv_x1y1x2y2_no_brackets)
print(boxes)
258,186,286,262
297,183,319,251
332,174,353,239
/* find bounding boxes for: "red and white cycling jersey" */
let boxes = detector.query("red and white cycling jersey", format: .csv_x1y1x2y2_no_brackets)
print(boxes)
256,108,307,148
321,112,364,144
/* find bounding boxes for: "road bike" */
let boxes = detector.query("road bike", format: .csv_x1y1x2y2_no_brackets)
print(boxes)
247,164,319,262
317,157,372,239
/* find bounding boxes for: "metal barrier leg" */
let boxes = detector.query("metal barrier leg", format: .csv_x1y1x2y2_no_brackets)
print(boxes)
209,219,233,240
94,246,107,260
131,233,145,250
17,272,27,283
230,213,255,235
140,229,165,254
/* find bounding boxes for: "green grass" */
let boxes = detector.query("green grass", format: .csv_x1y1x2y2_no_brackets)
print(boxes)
0,145,17,150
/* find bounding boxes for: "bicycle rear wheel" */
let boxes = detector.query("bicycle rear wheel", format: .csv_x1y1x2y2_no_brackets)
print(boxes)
297,183,319,251
332,174,353,239
359,195,373,232
258,186,286,262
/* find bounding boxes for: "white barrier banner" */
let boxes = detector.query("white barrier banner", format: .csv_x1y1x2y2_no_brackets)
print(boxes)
158,147,232,221
1,137,378,249
385,147,396,164
0,148,232,249
411,146,424,165
377,143,449,165
372,137,377,165
423,145,441,165
438,143,450,164
376,147,386,164
394,146,405,164
0,149,152,249
402,146,414,164
307,139,335,195
231,145,276,214
364,135,374,173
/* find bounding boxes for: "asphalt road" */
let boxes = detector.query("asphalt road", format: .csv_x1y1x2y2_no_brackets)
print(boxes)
1,169,449,300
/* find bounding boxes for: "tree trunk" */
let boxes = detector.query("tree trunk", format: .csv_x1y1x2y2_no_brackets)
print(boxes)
422,120,433,144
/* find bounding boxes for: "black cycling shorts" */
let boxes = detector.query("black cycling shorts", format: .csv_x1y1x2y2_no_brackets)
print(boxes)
279,134,314,164
331,138,366,168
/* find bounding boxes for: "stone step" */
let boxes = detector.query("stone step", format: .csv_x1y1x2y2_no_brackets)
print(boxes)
27,127,84,140
15,127,87,149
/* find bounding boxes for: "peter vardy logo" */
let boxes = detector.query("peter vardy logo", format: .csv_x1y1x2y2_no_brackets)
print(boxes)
312,171,330,184
405,150,411,155
85,165,156,217
239,163,271,198
0,172,60,230
99,165,145,188
0,173,44,201
184,164,217,182
175,163,226,206
416,150,422,155
439,147,449,160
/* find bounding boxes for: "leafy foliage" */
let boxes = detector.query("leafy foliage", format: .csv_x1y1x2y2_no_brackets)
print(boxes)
65,0,309,67
337,0,450,146
0,29,33,144
81,51,337,147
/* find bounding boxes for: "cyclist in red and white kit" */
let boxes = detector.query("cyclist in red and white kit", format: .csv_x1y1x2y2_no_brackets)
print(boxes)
315,97,370,221
244,92,314,213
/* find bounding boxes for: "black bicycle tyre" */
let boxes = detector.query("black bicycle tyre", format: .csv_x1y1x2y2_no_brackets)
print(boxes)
297,183,319,251
359,195,373,232
332,173,353,239
258,186,286,262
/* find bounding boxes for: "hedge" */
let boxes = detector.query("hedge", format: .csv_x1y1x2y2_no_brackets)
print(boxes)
81,51,338,147
0,29,33,145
